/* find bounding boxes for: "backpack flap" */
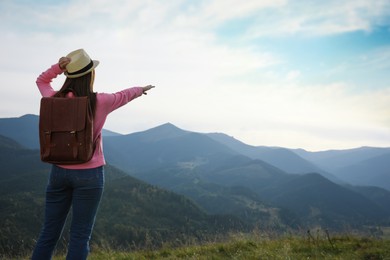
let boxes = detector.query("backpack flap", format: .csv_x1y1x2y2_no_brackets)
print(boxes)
40,97,88,132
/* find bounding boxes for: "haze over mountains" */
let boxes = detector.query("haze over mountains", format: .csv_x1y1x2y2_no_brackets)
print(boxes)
0,114,389,255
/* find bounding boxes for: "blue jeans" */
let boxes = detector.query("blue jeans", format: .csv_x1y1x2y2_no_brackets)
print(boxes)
32,165,104,260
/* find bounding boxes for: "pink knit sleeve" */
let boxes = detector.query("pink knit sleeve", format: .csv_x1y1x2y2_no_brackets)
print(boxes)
36,63,63,97
98,87,144,114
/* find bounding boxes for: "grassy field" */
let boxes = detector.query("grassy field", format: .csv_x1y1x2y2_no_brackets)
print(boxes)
50,233,390,260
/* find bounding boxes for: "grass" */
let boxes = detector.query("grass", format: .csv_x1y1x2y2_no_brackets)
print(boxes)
49,233,390,260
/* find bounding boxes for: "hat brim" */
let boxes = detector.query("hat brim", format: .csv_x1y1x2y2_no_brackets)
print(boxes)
65,60,99,78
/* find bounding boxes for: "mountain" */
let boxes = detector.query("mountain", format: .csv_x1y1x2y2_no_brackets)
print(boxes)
0,134,25,150
1,114,390,235
0,134,45,179
102,125,298,228
94,165,246,249
192,158,389,228
207,133,339,182
2,114,386,191
102,126,389,229
294,147,390,190
130,158,297,230
0,114,39,149
348,185,390,213
103,123,240,172
333,152,390,190
2,116,293,230
293,146,390,172
0,137,244,257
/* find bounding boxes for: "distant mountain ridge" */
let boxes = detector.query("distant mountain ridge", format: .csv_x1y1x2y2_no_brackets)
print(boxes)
1,114,389,192
293,147,390,190
1,114,389,234
103,124,239,172
133,122,190,142
293,146,390,171
1,114,389,191
206,132,340,182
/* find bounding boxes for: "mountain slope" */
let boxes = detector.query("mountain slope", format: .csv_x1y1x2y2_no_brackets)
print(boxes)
197,158,389,228
0,137,244,256
104,125,240,172
0,135,46,180
257,173,389,228
130,158,297,230
0,114,39,149
203,159,288,192
95,165,246,249
333,152,390,190
293,147,390,172
207,133,338,182
348,185,390,214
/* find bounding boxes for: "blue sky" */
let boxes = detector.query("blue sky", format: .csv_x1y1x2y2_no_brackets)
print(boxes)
0,0,389,151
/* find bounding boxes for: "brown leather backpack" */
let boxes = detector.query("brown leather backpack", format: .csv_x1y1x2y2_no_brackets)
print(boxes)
39,96,94,164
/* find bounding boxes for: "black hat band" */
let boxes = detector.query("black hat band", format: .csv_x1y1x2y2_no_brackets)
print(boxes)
67,60,94,76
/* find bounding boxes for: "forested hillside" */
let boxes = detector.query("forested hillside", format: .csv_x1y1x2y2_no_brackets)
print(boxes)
1,115,390,258
0,137,244,257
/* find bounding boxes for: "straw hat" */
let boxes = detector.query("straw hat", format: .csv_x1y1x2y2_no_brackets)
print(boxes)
64,49,99,78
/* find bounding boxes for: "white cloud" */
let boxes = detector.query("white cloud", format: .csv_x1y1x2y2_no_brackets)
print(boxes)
218,81,390,150
357,46,390,70
174,0,287,28
286,70,301,81
245,0,390,37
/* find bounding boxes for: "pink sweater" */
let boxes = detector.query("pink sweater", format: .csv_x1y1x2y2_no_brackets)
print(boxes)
37,63,144,169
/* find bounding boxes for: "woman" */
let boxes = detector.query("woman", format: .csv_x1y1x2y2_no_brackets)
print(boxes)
31,49,155,260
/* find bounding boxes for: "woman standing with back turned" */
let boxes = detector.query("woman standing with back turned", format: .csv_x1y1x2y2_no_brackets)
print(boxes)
31,49,155,260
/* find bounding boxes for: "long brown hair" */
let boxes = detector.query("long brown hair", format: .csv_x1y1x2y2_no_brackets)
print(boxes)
54,72,97,117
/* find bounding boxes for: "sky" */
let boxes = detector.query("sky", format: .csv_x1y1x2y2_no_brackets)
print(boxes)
0,0,390,151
